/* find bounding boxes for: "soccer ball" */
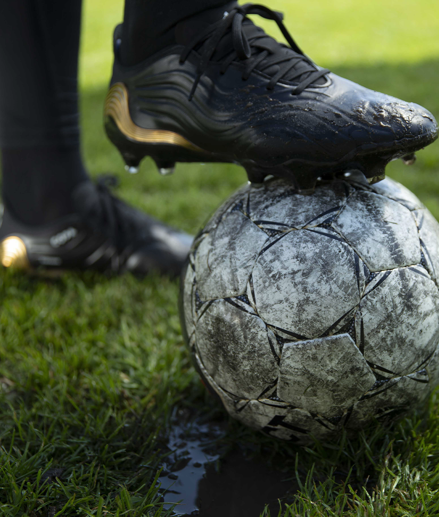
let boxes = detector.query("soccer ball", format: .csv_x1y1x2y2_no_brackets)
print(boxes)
180,173,439,443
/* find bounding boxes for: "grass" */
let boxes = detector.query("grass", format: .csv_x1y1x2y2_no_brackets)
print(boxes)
1,0,439,515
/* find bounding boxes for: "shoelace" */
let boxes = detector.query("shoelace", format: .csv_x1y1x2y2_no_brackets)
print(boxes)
90,175,138,251
180,3,330,100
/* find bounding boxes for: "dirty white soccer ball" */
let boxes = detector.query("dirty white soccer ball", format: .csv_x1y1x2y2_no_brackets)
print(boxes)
180,173,439,443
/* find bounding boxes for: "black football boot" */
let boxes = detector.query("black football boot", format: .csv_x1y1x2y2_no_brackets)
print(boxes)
104,3,438,190
0,176,192,276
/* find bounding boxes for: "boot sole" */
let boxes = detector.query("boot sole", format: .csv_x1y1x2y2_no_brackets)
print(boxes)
104,83,437,191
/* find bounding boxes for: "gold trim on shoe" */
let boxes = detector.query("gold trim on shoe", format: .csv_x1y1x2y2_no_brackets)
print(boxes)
0,236,30,269
104,83,204,152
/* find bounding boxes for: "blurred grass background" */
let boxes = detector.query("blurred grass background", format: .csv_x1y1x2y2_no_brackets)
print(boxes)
1,0,439,515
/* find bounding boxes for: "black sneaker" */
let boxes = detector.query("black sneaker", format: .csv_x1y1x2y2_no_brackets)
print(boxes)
0,176,192,276
104,3,438,190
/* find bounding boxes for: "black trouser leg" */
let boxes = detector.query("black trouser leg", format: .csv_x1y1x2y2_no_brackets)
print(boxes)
120,0,233,66
0,0,89,225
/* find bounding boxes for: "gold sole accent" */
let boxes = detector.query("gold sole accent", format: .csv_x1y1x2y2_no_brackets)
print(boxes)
0,236,30,269
104,83,204,153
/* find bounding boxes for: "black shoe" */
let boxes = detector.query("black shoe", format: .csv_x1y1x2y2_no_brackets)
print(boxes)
0,176,192,276
104,3,438,190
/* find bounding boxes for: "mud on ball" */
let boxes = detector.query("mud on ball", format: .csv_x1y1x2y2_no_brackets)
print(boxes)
180,176,439,444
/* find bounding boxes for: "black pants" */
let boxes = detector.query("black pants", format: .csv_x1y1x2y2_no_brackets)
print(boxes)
0,0,230,150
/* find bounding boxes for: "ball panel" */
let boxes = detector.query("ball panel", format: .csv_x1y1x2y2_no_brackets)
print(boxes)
414,209,439,284
232,400,290,434
278,334,376,417
360,267,439,378
193,351,241,415
253,230,361,338
181,261,196,341
195,300,278,399
247,180,349,230
202,185,250,234
195,211,269,300
267,329,283,358
426,345,439,390
265,409,340,442
349,374,431,429
235,400,338,443
371,178,424,211
362,270,392,297
355,255,369,299
333,190,420,272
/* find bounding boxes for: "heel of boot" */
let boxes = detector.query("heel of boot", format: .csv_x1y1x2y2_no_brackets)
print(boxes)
104,82,217,175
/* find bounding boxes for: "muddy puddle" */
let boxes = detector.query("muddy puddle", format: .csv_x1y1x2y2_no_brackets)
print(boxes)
158,412,298,516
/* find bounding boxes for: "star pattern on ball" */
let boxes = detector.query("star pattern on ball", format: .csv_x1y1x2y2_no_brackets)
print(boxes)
180,177,439,444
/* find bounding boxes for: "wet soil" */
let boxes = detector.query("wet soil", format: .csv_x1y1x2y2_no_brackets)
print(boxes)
158,413,298,516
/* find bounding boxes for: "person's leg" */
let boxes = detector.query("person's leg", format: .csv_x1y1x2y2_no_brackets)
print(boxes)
120,0,232,65
0,0,89,225
0,0,191,274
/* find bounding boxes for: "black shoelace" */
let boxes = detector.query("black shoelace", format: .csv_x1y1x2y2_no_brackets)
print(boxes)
88,175,138,251
180,3,330,100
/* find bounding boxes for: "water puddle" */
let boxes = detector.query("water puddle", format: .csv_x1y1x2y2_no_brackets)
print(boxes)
158,412,298,516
